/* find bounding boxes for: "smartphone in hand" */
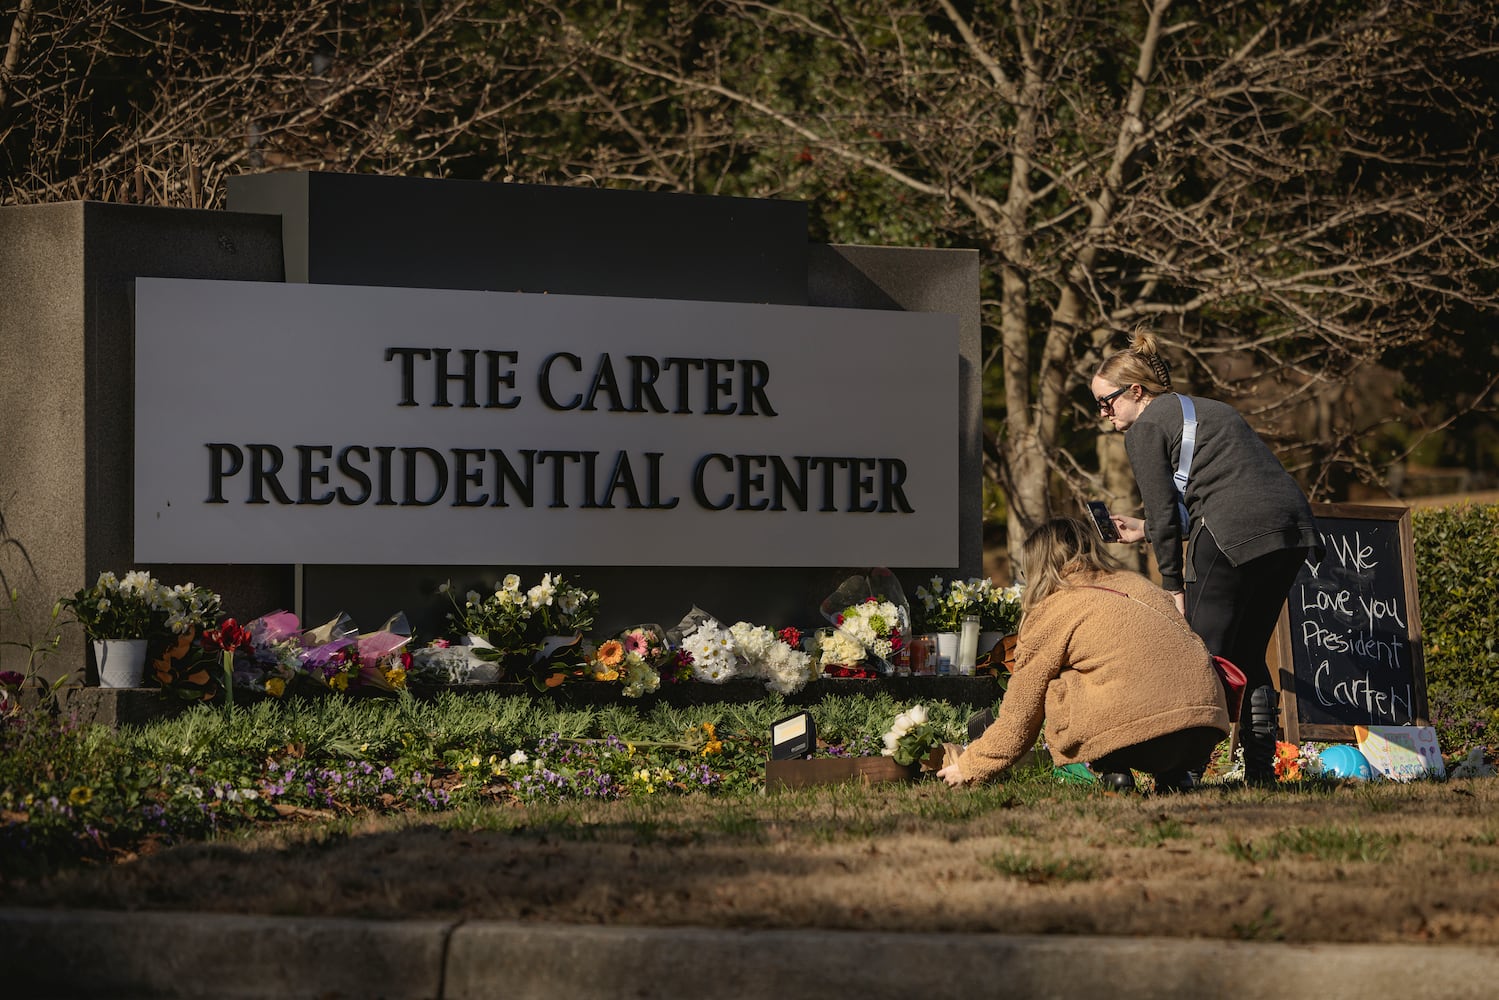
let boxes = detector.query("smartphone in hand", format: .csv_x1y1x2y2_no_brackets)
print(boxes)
1086,500,1120,542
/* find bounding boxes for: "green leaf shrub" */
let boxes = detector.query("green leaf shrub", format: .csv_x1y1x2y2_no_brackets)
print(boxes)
1413,503,1499,738
1,691,988,876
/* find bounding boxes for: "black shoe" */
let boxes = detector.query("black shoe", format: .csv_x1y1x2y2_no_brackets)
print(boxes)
1153,769,1197,794
1099,771,1136,792
1242,685,1281,786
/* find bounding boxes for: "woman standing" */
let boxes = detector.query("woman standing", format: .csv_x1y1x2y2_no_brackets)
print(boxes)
1090,330,1319,784
938,517,1230,792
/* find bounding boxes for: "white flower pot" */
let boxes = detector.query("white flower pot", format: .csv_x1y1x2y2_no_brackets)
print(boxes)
94,638,149,688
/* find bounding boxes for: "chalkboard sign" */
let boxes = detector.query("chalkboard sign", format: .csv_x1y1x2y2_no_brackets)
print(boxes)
1271,503,1428,743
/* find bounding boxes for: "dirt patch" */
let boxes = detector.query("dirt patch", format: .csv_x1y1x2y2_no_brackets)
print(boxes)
6,776,1499,944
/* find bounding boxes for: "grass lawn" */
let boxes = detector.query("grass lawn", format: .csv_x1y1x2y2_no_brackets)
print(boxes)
6,727,1499,945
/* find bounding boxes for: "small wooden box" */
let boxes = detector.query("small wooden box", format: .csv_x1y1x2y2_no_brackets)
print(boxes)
764,745,950,791
764,756,920,791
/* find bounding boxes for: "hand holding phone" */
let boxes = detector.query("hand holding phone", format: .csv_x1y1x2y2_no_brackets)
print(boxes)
1086,500,1120,542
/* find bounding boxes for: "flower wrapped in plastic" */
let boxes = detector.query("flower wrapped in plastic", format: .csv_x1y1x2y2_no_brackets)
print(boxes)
729,622,818,695
671,607,738,684
297,613,413,695
667,609,820,694
585,624,673,698
408,635,503,687
223,610,301,695
296,611,361,692
817,568,910,676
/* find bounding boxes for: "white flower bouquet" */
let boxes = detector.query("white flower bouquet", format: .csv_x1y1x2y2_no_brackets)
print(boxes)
817,569,911,676
880,704,941,768
669,608,818,694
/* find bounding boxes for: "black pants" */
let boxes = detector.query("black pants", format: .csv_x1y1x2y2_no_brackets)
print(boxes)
1091,726,1227,780
1185,532,1308,725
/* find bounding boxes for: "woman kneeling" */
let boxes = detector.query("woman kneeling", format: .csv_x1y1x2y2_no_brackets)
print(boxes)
939,516,1230,793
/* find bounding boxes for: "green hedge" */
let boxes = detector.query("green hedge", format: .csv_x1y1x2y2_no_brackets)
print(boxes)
1413,502,1499,709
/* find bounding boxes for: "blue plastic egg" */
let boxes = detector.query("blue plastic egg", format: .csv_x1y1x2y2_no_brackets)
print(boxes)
1317,744,1374,781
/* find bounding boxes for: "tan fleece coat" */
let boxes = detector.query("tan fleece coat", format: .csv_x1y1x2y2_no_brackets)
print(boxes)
957,569,1231,784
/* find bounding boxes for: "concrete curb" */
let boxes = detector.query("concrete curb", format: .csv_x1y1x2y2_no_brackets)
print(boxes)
6,908,453,999
8,907,1499,999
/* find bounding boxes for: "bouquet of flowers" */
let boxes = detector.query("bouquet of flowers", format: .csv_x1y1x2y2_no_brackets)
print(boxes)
585,624,673,698
190,605,310,701
1276,741,1323,782
880,704,941,768
728,622,818,695
438,572,599,687
296,614,412,695
667,609,819,694
818,569,910,676
407,636,503,687
676,611,738,684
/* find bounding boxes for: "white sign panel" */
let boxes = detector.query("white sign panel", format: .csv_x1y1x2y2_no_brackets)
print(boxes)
134,278,958,566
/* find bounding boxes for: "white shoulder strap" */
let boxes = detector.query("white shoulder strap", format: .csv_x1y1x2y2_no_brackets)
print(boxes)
1174,395,1196,529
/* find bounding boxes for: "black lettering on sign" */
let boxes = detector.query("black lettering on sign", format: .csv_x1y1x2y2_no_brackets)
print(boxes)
1274,503,1429,740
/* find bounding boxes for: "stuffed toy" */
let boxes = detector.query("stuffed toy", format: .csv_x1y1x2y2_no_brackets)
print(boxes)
1448,747,1496,779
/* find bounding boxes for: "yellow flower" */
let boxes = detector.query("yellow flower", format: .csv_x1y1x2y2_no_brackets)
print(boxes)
329,674,350,692
68,786,93,806
702,740,723,757
385,667,407,689
264,677,286,698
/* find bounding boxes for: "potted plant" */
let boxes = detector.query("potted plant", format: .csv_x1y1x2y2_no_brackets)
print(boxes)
438,572,599,689
58,571,222,688
912,576,971,672
914,577,1025,673
976,579,1024,655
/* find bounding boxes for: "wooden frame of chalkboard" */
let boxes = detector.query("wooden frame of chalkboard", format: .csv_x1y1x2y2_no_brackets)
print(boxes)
1270,502,1428,744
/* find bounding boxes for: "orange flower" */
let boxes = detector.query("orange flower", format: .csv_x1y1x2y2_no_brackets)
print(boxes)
597,640,625,669
1274,741,1303,781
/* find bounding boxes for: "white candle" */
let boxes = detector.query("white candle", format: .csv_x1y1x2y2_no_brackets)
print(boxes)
957,615,980,675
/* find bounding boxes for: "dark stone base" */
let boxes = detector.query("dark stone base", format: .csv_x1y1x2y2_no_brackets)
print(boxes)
22,675,1006,729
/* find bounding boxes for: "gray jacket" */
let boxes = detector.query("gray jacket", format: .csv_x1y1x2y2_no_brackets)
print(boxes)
1124,393,1319,592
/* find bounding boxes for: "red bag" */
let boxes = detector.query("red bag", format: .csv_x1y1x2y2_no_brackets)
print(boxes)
1212,655,1247,720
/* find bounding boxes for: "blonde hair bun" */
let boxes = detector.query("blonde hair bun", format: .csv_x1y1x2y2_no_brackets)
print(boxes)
1128,329,1160,356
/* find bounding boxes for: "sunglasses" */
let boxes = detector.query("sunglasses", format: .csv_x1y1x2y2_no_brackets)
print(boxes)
1095,384,1130,414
